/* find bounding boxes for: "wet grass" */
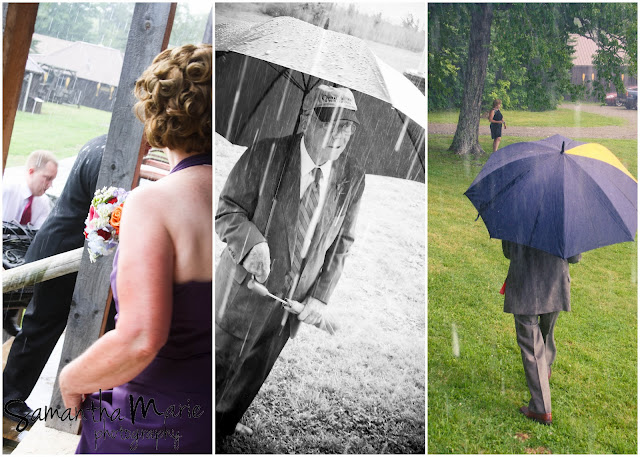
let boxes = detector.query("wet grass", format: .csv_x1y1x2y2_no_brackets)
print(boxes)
7,102,111,167
427,134,637,453
428,108,626,128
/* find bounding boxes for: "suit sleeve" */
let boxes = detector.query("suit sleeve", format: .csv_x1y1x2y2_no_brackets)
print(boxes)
215,141,270,265
310,173,365,304
502,240,511,259
568,253,581,264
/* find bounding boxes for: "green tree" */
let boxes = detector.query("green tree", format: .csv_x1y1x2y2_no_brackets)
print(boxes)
429,3,637,155
85,3,133,52
427,4,469,111
567,3,637,99
34,3,211,52
169,4,211,47
449,3,493,156
486,3,577,111
34,3,95,42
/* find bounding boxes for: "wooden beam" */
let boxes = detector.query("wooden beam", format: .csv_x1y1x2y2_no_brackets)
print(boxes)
46,3,176,434
130,3,175,189
2,248,82,293
2,3,38,175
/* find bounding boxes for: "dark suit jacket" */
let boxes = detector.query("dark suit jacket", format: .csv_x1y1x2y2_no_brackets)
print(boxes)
25,135,105,262
215,134,365,341
502,240,581,315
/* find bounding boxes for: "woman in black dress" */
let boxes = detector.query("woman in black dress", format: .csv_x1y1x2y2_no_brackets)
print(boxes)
489,99,506,152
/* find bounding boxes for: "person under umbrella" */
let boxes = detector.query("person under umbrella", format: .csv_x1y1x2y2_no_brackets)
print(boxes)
502,241,581,425
465,134,637,425
215,84,364,438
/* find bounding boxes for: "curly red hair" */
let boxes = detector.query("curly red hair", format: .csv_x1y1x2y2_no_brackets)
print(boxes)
134,44,211,154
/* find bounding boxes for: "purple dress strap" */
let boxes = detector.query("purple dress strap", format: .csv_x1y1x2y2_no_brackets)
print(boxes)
170,153,212,174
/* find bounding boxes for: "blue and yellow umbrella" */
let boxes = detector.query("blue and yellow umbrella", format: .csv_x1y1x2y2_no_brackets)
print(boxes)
465,134,637,259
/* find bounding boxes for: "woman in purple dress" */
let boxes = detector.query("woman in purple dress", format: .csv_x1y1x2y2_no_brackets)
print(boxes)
58,44,212,453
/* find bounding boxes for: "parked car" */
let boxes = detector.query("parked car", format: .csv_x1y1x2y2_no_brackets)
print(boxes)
606,85,636,107
625,88,637,110
605,90,621,106
615,85,637,107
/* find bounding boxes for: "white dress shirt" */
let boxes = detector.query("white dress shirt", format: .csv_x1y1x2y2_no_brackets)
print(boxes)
2,180,52,229
299,136,333,259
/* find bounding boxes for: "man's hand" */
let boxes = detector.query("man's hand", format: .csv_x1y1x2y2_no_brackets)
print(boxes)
284,297,338,335
242,242,270,283
297,296,325,325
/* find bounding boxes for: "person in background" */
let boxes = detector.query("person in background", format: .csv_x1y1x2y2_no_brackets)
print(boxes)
3,135,106,424
2,150,58,336
488,99,506,152
2,149,58,229
59,44,212,453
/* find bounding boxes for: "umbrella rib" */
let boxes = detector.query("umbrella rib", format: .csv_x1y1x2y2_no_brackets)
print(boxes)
236,66,293,139
475,169,532,214
272,64,304,91
395,109,425,173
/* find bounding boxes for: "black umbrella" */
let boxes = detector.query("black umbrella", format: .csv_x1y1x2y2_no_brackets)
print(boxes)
215,17,426,183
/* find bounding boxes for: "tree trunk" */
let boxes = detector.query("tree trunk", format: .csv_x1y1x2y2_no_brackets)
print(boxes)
449,3,493,155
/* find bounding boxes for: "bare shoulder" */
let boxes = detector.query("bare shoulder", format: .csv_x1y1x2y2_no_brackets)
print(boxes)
122,182,166,214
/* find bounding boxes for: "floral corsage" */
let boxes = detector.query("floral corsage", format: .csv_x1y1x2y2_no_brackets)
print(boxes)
84,186,129,262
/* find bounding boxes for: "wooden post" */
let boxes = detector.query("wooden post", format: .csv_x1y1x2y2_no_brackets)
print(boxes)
46,3,176,434
203,8,213,44
3,3,38,175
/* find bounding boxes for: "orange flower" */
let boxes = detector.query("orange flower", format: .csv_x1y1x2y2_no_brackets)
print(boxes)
110,205,123,235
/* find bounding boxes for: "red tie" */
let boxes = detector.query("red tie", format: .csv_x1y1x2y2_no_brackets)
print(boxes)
20,195,34,225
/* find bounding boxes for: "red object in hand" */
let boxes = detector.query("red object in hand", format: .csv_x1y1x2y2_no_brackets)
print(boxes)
499,281,506,295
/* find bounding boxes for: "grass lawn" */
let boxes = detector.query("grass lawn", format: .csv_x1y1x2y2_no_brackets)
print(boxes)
427,134,637,454
428,108,626,128
7,102,111,167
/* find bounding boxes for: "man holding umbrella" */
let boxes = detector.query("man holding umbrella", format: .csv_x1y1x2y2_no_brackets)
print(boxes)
215,84,364,437
502,241,581,425
466,134,637,426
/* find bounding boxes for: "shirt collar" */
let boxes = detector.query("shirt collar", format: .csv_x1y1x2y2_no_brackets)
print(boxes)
300,136,332,179
18,180,33,200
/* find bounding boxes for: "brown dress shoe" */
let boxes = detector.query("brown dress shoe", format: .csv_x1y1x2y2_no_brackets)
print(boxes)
519,406,552,425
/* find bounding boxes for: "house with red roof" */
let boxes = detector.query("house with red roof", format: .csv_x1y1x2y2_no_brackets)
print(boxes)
570,34,636,94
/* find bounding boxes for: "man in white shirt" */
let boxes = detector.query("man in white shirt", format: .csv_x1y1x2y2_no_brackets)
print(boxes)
3,150,58,229
216,85,364,438
2,149,57,335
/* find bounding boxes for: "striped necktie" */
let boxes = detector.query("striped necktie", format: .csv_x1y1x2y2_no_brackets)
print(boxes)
20,195,34,225
285,167,323,295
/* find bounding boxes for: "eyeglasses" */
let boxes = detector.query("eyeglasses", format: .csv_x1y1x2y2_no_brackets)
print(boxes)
313,110,357,135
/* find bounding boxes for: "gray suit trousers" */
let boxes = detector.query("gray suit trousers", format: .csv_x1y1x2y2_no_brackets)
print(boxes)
514,312,559,414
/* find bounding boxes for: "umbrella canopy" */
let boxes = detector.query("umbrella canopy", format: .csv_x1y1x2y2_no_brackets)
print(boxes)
464,134,637,259
215,17,425,182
